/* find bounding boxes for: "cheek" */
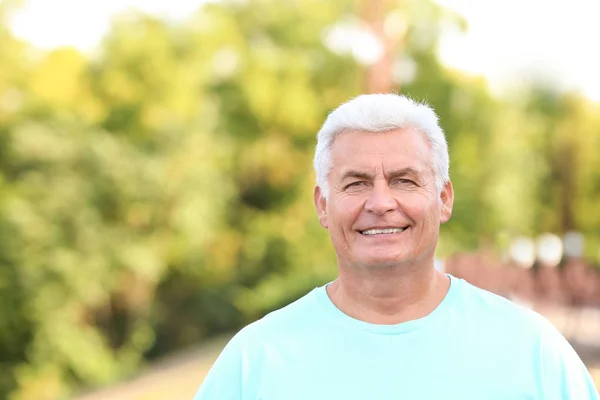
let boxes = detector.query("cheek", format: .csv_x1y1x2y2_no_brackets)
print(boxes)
402,195,440,222
329,195,363,219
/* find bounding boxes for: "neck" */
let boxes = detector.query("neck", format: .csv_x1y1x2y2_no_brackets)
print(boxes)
326,264,450,325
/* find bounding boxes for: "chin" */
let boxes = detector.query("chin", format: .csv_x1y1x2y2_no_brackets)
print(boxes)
360,256,409,269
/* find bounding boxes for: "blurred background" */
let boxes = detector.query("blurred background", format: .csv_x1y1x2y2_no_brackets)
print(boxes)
0,0,599,398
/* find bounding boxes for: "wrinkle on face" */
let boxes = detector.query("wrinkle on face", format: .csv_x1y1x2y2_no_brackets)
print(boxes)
318,127,448,272
330,135,438,205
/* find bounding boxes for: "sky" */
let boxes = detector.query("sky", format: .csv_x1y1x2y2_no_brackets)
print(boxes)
436,0,600,100
8,0,600,101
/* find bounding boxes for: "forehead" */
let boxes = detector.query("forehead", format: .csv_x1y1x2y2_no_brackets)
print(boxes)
330,128,431,174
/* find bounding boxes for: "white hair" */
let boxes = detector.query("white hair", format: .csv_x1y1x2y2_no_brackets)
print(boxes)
314,93,450,198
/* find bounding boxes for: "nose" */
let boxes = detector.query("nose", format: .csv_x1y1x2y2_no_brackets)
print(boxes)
364,182,397,215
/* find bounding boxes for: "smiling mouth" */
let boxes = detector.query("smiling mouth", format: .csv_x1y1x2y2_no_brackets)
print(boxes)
359,227,408,235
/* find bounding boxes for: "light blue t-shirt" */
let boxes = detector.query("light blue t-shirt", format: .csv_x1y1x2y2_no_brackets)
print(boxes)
194,275,598,399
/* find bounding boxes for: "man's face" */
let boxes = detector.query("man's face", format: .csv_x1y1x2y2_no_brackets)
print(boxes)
314,128,453,271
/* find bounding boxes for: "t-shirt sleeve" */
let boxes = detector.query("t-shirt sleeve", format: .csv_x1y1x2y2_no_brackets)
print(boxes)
537,320,599,399
193,336,244,400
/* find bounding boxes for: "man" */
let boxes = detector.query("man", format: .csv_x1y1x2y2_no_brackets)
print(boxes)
194,94,599,399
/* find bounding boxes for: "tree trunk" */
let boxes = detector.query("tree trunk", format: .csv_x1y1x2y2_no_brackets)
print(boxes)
362,0,396,94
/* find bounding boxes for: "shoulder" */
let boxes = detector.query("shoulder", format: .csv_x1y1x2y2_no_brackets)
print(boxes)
450,275,554,337
229,286,324,347
452,277,598,398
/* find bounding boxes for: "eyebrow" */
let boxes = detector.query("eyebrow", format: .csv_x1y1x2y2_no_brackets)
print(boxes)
340,170,373,181
387,167,423,180
340,167,423,182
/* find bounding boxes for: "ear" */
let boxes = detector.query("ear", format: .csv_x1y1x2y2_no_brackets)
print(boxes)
439,180,454,224
313,186,329,229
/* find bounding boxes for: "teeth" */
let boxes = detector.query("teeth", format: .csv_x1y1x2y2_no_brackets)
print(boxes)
361,228,406,235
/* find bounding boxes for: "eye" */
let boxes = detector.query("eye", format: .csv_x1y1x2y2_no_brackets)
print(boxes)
393,178,416,186
345,181,366,190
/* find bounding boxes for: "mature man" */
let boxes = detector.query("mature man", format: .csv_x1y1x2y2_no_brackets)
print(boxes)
194,94,598,399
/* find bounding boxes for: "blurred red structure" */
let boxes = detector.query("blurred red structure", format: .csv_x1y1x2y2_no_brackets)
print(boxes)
444,252,600,309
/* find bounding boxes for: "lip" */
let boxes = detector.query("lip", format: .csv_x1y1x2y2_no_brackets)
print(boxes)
358,226,409,235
